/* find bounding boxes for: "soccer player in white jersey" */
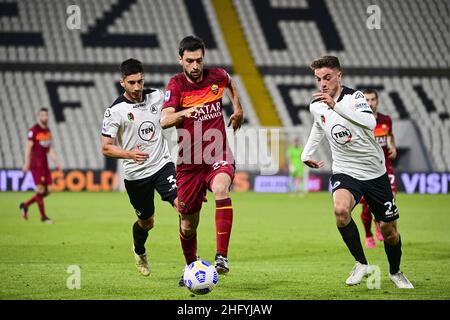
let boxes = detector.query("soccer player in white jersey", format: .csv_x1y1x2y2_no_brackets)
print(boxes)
101,59,178,277
301,56,413,289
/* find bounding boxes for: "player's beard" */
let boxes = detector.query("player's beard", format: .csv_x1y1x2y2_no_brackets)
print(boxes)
185,69,202,83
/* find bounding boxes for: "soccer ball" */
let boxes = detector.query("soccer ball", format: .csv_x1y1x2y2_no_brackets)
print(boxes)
183,260,218,295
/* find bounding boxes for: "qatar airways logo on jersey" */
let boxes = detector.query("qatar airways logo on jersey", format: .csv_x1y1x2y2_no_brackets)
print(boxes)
375,135,388,147
39,140,51,148
192,101,222,122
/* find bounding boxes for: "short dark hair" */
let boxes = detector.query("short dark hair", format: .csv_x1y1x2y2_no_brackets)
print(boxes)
39,107,48,113
310,55,341,71
363,88,379,99
120,58,143,77
178,35,205,57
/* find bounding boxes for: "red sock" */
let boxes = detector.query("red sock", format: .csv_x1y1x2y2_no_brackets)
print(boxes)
361,203,373,237
24,194,38,208
180,232,197,265
35,194,47,219
215,198,233,257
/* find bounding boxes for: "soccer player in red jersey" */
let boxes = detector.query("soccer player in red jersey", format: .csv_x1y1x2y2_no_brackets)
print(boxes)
20,108,62,224
160,36,244,283
360,89,398,248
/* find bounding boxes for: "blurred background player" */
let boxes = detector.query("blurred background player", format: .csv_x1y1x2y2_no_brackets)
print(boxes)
360,89,398,248
101,59,178,277
20,108,61,224
287,138,306,195
161,35,244,283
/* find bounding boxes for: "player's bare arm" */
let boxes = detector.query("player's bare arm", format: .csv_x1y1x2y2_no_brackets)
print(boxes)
225,78,244,133
160,106,202,129
303,159,325,169
48,145,62,171
388,134,397,160
301,121,325,169
22,140,33,173
101,136,149,165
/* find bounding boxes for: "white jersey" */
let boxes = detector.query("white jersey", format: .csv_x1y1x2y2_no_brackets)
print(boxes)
301,86,386,180
102,89,172,181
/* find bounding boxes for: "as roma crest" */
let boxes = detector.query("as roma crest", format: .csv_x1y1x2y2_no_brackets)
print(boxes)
211,84,219,95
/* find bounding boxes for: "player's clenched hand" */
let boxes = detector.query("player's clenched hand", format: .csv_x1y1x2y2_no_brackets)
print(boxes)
303,159,324,169
184,105,203,118
313,92,336,108
130,145,149,165
388,146,397,160
22,163,29,173
227,109,244,133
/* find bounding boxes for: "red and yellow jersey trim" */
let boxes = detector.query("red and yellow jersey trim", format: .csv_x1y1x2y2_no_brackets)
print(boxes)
180,85,225,108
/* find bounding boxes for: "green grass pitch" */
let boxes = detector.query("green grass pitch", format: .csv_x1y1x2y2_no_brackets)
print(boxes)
1,191,449,300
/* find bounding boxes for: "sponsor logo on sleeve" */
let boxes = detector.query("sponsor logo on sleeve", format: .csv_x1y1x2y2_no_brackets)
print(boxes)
104,109,111,118
354,92,364,99
355,102,371,111
164,90,171,102
28,131,33,138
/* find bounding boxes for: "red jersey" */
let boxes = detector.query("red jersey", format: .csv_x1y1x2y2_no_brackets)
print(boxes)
163,68,234,171
28,124,51,170
373,113,393,172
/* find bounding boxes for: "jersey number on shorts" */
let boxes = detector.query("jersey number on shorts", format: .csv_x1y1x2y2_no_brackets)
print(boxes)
167,175,177,190
384,198,398,216
212,161,228,171
388,174,396,185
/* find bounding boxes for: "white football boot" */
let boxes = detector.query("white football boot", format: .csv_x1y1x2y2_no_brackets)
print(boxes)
346,261,371,285
389,271,414,289
133,248,150,276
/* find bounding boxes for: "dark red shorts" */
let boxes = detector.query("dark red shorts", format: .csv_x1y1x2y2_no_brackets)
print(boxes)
176,161,235,215
31,167,52,186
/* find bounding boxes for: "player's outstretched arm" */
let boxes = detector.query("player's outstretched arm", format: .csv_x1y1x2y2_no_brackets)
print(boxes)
225,78,244,133
160,106,201,129
22,140,33,173
301,121,325,169
101,136,149,164
48,145,62,171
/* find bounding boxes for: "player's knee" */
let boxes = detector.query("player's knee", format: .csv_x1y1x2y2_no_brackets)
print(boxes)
36,185,45,195
380,222,398,243
138,218,154,231
180,225,195,238
180,218,197,237
334,205,351,226
212,184,229,199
